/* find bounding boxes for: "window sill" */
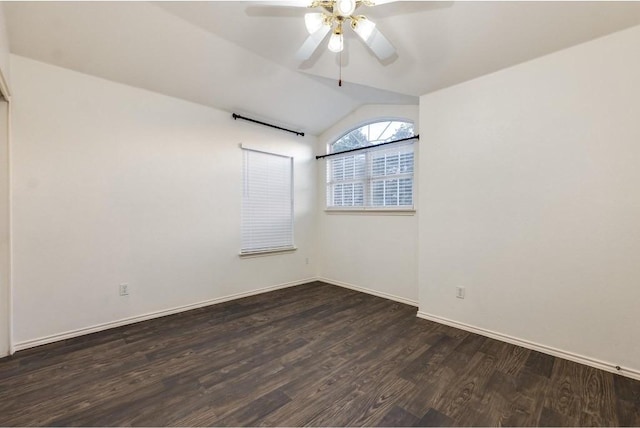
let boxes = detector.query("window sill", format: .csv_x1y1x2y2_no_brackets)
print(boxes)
324,208,416,216
239,247,297,258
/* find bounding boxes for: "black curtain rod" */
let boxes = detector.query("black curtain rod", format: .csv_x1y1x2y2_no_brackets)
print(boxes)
232,113,304,137
315,135,419,160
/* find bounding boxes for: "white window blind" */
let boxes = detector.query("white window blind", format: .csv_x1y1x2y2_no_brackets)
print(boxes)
327,142,414,209
241,148,294,254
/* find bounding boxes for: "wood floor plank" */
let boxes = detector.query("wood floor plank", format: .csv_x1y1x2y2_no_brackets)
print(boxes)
397,334,460,383
614,373,640,402
373,405,420,427
502,369,550,426
615,398,640,427
524,349,555,378
578,367,619,427
303,369,414,427
213,388,292,426
543,358,582,425
495,343,531,376
416,408,455,427
430,351,499,422
398,334,484,417
0,281,637,427
539,406,569,427
455,369,516,426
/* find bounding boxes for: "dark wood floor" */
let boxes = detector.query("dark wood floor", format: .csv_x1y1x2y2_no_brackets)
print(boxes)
0,282,638,427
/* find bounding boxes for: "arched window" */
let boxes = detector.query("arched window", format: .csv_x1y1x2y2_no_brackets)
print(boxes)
331,120,415,153
326,120,415,210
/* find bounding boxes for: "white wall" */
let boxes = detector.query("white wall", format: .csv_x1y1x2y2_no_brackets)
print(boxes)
0,3,11,358
418,25,640,376
10,55,317,347
0,4,10,89
316,104,420,305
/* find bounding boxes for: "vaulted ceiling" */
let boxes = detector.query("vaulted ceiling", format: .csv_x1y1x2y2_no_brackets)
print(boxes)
5,1,640,135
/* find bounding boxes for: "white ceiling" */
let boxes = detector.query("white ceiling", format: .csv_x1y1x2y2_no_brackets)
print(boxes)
5,1,640,135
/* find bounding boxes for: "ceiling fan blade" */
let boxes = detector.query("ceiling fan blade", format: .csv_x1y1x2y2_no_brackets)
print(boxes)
362,26,396,60
295,25,331,61
248,0,311,7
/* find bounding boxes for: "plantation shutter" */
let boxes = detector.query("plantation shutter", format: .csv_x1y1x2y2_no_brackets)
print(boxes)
327,141,414,209
368,142,414,208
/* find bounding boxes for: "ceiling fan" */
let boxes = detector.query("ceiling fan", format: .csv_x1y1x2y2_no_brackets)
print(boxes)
290,0,397,61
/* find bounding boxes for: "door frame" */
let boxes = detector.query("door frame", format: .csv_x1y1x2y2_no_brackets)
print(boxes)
0,66,12,356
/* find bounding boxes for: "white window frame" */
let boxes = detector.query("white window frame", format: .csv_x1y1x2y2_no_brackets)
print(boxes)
240,147,295,256
325,121,416,213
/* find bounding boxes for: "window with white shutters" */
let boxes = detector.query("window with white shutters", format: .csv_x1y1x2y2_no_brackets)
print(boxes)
241,148,294,254
326,120,415,210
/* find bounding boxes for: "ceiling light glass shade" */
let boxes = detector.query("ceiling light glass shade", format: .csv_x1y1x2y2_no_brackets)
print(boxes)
353,18,376,42
327,32,344,53
335,0,356,17
304,13,325,35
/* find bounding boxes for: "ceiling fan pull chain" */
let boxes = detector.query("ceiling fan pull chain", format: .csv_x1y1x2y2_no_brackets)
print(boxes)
339,49,343,87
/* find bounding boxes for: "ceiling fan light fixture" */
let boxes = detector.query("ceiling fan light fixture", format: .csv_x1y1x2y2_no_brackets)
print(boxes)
335,0,356,17
353,17,376,42
293,0,397,64
327,30,344,53
304,13,325,35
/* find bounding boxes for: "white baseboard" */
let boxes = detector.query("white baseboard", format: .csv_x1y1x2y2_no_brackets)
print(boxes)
417,311,640,381
16,279,637,383
319,277,418,307
14,278,318,352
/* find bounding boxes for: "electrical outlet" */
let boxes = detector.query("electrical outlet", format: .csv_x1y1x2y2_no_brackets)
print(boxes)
119,283,129,296
456,286,465,299
305,257,309,265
